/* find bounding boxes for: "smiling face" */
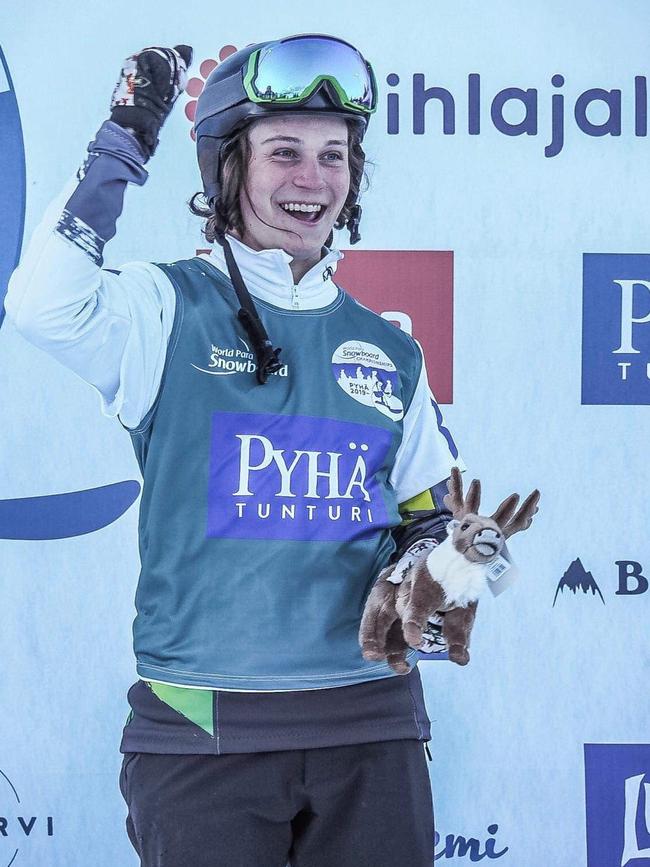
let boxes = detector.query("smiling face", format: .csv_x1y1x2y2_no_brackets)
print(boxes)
235,114,351,275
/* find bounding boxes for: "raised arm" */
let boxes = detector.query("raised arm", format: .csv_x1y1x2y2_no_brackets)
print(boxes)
4,46,191,429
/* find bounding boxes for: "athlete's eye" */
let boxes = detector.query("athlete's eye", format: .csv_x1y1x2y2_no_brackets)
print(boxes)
273,149,296,158
322,151,344,162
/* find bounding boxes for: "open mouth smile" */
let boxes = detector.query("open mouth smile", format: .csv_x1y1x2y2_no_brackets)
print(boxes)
277,201,327,225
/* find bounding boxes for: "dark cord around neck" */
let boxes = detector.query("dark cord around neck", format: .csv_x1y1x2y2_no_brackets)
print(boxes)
215,232,283,384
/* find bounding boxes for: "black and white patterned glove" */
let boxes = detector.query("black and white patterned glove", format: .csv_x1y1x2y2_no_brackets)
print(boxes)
109,45,192,158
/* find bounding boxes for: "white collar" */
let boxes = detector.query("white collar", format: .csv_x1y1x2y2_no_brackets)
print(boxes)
198,233,344,311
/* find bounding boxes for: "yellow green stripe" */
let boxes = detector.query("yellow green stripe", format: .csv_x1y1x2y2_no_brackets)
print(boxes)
147,681,214,736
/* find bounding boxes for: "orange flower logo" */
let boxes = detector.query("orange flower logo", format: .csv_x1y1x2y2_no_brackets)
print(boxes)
184,45,239,140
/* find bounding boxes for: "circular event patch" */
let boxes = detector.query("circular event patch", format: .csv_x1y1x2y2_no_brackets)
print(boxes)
332,341,404,421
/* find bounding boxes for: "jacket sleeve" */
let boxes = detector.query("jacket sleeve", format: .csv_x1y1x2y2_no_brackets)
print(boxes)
389,341,466,504
4,121,176,429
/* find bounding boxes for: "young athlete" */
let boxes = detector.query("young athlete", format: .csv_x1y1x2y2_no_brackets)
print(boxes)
6,36,466,866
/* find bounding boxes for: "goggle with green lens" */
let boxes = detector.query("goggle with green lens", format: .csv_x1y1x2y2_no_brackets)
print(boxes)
242,35,378,117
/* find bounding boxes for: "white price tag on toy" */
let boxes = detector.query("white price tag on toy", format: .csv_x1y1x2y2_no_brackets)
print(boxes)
486,543,520,596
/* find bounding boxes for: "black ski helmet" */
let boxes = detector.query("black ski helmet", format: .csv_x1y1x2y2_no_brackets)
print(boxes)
193,35,375,234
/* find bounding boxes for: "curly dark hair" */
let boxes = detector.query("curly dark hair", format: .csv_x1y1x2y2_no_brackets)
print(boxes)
188,118,369,248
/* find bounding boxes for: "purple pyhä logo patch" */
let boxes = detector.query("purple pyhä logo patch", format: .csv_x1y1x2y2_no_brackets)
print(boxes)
206,412,393,542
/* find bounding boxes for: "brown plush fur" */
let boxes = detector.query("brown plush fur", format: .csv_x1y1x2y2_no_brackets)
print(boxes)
358,553,478,672
358,467,540,673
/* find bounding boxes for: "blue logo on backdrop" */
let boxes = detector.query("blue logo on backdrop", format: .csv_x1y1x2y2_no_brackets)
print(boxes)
434,824,508,860
582,254,650,404
386,72,648,157
585,744,650,866
0,48,140,542
0,768,54,867
0,482,140,540
615,561,650,597
0,46,26,329
553,557,649,604
553,558,605,605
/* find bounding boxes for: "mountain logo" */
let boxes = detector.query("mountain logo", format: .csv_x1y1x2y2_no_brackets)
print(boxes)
553,558,605,606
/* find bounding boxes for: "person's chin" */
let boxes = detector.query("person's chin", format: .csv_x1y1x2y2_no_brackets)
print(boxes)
275,232,324,258
284,243,325,262
251,222,330,259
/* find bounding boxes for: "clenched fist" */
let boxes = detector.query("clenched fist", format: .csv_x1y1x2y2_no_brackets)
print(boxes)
109,45,193,158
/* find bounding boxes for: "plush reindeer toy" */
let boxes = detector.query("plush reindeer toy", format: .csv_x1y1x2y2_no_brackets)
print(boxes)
359,467,540,673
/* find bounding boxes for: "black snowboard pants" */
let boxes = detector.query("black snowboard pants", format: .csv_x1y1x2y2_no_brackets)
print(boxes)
119,739,435,866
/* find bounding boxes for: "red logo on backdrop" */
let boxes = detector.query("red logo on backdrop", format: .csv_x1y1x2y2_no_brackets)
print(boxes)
185,47,238,139
197,250,455,403
336,250,454,404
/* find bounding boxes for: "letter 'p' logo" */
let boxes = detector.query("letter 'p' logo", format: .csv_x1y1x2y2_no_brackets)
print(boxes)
582,254,650,404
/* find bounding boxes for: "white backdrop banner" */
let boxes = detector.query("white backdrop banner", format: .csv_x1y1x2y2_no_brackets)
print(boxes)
1,2,649,865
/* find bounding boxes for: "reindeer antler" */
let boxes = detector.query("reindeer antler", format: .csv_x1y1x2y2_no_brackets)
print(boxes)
490,493,520,528
493,489,540,539
443,466,481,518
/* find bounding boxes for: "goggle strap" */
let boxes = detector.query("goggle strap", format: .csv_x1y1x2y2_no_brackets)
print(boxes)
194,72,250,136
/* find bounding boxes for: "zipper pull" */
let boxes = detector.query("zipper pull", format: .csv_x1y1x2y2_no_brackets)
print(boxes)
291,285,300,310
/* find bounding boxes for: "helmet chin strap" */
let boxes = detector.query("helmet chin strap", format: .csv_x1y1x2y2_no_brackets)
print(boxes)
214,231,283,385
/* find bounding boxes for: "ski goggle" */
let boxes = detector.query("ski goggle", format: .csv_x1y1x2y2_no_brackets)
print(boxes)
242,35,378,116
